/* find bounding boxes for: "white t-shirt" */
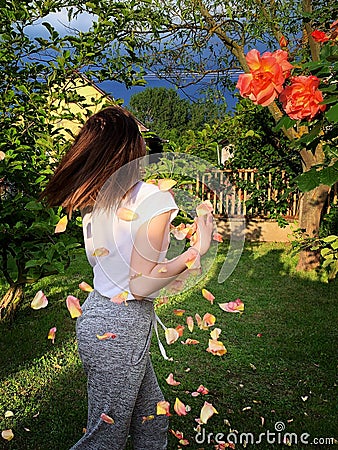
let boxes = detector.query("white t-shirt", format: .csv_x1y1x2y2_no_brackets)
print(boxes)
82,181,179,300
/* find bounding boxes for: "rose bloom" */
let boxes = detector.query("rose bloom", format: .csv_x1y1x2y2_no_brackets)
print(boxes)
311,30,329,43
236,49,292,106
279,75,326,120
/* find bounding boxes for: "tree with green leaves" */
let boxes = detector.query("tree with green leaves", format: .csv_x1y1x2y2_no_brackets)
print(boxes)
131,0,338,271
129,86,227,141
0,0,160,320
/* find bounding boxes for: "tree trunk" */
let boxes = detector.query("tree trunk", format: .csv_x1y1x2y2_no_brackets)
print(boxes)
296,185,330,271
0,284,25,322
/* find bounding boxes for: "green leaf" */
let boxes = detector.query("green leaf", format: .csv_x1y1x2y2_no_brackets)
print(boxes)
294,169,321,192
272,115,296,132
325,103,338,122
319,165,338,187
322,235,338,243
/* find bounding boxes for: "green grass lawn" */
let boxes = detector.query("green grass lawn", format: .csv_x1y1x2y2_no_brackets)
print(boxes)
0,243,337,450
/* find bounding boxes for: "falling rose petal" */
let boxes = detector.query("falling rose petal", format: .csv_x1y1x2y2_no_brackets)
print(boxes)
202,288,215,304
146,178,157,185
0,151,6,161
173,309,185,316
79,281,93,292
47,327,57,344
96,332,117,340
92,247,110,257
142,415,154,424
186,316,194,332
210,328,222,340
100,413,114,424
157,296,169,306
203,313,216,328
196,200,213,217
165,328,180,345
66,295,82,318
195,313,202,328
4,411,14,418
206,339,227,356
174,397,187,416
166,373,181,386
116,207,138,221
31,290,48,310
171,223,190,240
179,438,190,446
185,252,201,270
219,298,244,313
181,338,199,345
200,401,218,424
212,232,223,242
156,400,171,416
55,215,68,233
111,291,128,305
197,385,209,395
185,222,197,239
158,178,177,191
1,429,14,441
170,429,184,439
175,325,185,337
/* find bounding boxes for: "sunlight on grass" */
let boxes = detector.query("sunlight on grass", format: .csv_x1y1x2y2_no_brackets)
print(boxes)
1,243,337,449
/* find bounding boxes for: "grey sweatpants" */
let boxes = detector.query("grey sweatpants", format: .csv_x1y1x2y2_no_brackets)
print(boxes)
70,290,168,450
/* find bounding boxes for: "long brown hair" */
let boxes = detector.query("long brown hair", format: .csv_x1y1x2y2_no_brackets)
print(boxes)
41,106,146,215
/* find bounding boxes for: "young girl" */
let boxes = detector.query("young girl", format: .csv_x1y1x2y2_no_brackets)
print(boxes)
41,106,213,450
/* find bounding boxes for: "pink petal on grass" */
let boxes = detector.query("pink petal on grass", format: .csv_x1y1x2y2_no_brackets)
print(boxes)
206,339,227,356
174,397,188,416
175,324,185,337
1,429,14,441
173,309,185,316
181,338,199,345
47,327,57,344
116,207,138,221
79,281,93,292
66,295,82,318
31,290,48,310
170,429,184,439
203,312,216,328
165,328,180,345
158,178,177,191
200,401,218,424
196,200,213,216
186,316,194,332
197,385,209,395
96,332,117,340
212,232,223,242
156,400,171,416
100,413,114,424
210,328,222,340
55,215,68,233
111,291,128,305
92,247,109,257
202,288,215,304
195,313,202,328
166,373,181,386
219,298,244,313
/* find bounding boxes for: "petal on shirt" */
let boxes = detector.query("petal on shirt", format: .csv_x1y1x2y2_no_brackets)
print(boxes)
116,207,138,221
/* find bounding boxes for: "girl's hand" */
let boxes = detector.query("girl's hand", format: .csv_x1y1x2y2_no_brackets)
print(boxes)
191,212,214,256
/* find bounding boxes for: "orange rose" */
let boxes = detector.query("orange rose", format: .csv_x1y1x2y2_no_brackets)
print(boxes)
311,30,329,43
279,75,326,120
236,49,292,106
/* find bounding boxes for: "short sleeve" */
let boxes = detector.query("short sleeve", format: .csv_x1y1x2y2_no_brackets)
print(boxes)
130,183,179,227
